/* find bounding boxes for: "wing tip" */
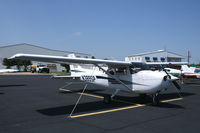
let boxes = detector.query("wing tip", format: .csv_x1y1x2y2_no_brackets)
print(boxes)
9,53,25,59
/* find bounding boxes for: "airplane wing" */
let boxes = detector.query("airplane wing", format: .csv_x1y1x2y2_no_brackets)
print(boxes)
9,53,132,67
145,62,188,65
0,69,19,73
131,62,188,70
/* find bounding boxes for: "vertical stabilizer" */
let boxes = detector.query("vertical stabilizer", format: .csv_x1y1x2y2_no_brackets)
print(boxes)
67,53,99,76
181,65,195,73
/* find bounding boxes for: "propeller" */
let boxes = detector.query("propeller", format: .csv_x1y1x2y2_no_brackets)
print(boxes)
163,69,171,79
172,80,181,90
162,67,182,91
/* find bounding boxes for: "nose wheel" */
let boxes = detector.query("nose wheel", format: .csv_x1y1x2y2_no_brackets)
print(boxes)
103,89,120,104
152,93,160,106
103,96,112,104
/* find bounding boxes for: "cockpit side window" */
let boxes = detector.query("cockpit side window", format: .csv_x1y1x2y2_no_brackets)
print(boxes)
129,66,140,74
109,69,115,75
108,67,130,75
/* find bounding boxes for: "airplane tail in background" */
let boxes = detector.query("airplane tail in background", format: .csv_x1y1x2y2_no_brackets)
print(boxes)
53,54,97,79
70,64,91,74
181,65,195,74
68,53,101,76
68,54,87,75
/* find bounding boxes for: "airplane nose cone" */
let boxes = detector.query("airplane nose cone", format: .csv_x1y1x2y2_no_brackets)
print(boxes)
159,71,182,92
163,74,178,81
170,75,179,81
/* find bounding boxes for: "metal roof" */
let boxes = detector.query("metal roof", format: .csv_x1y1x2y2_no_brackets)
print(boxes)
0,43,91,56
127,49,185,59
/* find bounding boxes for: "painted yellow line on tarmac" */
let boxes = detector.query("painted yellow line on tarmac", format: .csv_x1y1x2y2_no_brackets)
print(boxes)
160,97,183,103
77,92,104,99
59,88,71,92
69,104,145,118
60,88,183,105
59,88,183,118
69,97,183,118
59,88,136,104
59,88,104,99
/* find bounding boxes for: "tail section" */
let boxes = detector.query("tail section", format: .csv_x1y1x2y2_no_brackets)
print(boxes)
181,65,195,74
68,53,103,76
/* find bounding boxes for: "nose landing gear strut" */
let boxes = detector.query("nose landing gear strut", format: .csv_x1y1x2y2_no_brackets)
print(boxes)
152,93,160,105
103,89,120,104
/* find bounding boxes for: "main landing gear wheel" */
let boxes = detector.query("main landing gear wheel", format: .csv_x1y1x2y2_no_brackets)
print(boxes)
103,96,111,104
152,93,160,106
103,89,120,104
139,94,147,99
139,94,147,103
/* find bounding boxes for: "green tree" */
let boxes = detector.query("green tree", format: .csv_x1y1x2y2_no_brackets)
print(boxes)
22,60,32,71
3,58,32,71
61,64,70,72
3,58,14,68
14,59,23,71
14,59,32,71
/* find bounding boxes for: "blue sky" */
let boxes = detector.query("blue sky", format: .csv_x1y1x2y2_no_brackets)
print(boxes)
0,0,200,63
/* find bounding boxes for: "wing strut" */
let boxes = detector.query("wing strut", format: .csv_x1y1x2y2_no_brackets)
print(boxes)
95,64,133,92
68,66,97,117
69,84,88,118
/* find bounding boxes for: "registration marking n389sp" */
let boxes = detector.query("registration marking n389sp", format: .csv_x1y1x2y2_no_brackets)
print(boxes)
81,75,96,82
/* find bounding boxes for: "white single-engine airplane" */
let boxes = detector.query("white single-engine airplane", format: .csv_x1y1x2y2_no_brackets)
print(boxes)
0,69,19,73
163,65,200,79
181,65,200,79
10,53,187,105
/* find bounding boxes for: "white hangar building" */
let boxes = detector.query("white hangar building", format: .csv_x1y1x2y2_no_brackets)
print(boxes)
0,43,92,71
125,49,185,63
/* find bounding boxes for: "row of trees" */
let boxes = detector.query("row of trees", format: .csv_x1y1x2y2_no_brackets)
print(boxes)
2,56,97,72
3,58,32,71
60,64,70,72
3,58,71,72
190,64,200,67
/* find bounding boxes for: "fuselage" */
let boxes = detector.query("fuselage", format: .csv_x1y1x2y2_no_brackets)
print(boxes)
183,73,200,79
80,70,174,94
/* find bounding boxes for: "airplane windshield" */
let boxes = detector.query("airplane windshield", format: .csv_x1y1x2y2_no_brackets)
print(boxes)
129,66,141,74
195,69,200,73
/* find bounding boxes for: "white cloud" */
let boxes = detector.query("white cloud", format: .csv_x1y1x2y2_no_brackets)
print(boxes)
74,32,82,36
